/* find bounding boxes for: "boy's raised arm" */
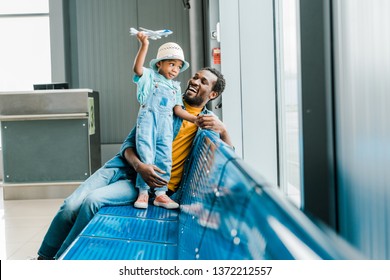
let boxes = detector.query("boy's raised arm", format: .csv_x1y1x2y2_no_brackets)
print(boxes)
133,32,149,77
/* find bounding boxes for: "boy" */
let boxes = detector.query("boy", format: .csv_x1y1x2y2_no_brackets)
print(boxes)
132,32,195,209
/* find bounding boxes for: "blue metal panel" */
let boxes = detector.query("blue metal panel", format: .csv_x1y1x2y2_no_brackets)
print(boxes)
62,205,180,260
62,237,177,260
216,159,361,260
178,131,239,259
99,205,179,221
195,160,256,260
179,137,363,260
81,214,177,244
178,137,215,258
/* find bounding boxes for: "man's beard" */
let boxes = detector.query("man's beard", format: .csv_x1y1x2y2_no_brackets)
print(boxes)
183,91,204,107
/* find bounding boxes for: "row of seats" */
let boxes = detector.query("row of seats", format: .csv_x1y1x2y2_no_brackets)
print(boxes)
61,130,362,260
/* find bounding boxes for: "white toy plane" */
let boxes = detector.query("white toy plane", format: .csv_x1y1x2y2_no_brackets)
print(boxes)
129,27,173,40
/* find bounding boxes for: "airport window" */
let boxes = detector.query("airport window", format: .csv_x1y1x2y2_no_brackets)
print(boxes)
0,0,51,91
0,0,49,14
275,0,301,207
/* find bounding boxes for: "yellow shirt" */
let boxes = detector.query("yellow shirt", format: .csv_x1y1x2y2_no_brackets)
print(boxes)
168,103,203,192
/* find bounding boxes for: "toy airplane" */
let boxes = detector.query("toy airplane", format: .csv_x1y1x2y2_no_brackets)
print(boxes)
129,27,173,40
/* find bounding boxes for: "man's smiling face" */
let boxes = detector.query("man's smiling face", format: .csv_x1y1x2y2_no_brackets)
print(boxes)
183,69,218,108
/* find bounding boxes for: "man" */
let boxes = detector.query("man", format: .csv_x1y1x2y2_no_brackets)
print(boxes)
37,67,232,260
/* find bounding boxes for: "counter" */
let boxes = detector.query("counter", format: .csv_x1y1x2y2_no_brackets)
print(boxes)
0,89,101,199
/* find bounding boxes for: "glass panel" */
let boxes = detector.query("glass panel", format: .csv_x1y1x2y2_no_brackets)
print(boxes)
0,0,49,15
276,0,301,207
0,15,51,91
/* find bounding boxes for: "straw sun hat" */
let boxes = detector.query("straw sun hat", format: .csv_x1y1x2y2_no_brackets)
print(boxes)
149,42,189,73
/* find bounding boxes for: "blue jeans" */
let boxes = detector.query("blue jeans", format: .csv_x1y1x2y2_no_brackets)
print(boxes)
38,167,137,259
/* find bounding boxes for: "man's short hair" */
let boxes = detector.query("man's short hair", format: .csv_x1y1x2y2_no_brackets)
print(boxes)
202,67,226,96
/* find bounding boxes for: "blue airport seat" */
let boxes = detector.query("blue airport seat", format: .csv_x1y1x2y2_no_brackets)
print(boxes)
177,132,239,259
98,203,179,221
61,130,362,260
62,236,177,260
61,204,179,260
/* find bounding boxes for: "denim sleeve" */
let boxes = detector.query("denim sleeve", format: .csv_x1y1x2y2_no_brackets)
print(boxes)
133,67,153,104
119,126,137,157
174,81,183,106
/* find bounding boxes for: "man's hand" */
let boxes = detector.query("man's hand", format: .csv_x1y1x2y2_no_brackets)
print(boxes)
124,147,168,188
135,162,168,188
196,115,233,147
196,114,224,132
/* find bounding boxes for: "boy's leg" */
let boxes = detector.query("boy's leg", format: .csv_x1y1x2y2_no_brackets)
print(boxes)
134,138,151,209
54,178,137,259
135,113,155,208
37,167,119,259
134,175,149,209
154,115,173,192
135,108,155,189
153,117,178,209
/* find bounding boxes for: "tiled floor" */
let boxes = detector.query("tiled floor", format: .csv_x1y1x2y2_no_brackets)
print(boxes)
0,185,63,260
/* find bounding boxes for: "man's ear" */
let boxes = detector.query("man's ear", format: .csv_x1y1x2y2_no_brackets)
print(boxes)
209,91,219,101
